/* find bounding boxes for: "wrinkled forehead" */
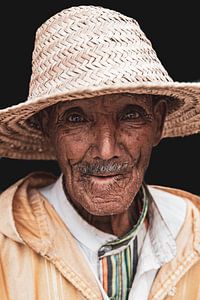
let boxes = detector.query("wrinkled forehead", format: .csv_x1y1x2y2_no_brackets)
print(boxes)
53,93,154,113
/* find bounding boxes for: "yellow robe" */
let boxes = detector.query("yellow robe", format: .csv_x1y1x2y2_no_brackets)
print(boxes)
0,172,200,300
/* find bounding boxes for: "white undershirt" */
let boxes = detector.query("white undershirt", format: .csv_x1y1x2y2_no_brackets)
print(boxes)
39,175,186,300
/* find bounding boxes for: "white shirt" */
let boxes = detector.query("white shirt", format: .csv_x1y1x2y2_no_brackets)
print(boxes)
39,175,186,300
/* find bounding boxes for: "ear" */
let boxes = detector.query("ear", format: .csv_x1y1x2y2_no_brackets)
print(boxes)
152,99,167,147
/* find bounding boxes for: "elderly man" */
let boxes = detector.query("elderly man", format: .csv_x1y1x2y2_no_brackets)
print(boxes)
0,5,200,300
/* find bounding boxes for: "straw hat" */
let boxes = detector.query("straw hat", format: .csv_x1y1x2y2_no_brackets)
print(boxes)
0,5,199,160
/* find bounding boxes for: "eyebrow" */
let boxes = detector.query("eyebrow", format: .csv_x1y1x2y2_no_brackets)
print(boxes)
120,104,149,112
59,106,85,114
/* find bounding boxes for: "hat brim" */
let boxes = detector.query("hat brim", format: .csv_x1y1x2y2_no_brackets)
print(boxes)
0,81,199,160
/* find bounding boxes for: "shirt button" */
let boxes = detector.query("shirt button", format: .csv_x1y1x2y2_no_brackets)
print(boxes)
98,245,112,256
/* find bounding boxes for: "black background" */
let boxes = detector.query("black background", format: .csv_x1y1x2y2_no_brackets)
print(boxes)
0,1,199,194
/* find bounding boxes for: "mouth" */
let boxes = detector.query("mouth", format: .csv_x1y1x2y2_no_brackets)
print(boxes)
88,173,128,183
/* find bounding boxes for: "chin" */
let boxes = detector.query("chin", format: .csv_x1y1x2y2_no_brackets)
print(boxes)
82,196,132,216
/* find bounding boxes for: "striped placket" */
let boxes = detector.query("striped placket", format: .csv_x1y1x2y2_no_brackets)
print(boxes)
98,187,149,300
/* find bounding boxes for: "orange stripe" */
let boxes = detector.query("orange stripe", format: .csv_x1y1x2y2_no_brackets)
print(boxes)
102,258,108,293
144,217,149,230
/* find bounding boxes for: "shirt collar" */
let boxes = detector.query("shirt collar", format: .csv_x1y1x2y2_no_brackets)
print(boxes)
135,185,186,278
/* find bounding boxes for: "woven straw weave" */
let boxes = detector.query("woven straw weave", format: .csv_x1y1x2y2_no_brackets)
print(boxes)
0,5,199,160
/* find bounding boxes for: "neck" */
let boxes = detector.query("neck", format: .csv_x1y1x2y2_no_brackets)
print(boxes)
73,204,135,237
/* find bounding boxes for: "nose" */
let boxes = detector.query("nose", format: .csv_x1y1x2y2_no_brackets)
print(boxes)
94,117,121,160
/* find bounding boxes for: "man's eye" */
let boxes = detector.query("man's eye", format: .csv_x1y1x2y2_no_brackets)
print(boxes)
120,111,141,120
67,114,86,123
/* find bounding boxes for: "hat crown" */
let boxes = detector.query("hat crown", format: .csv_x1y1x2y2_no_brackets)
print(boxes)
28,5,172,100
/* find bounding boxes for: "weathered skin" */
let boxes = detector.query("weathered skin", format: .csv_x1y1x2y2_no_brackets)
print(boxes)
41,93,166,236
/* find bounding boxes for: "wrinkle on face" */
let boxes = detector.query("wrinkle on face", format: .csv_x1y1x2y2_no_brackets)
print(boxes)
45,93,166,219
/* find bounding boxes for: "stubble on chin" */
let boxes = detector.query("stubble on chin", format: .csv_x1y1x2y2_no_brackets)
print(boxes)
68,169,143,215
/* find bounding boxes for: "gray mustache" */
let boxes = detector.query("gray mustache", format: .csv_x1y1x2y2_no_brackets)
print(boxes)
75,160,134,176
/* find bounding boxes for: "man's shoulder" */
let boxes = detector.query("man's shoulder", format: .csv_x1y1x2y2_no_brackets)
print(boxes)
0,171,58,242
0,171,57,197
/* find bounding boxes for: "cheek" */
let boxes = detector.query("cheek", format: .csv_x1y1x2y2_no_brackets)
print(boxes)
122,128,155,168
123,127,154,151
52,131,90,163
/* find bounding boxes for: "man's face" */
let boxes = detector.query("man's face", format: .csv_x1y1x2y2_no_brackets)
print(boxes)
46,93,166,216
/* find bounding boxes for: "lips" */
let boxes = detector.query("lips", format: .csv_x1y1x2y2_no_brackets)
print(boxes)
91,174,118,178
83,173,132,194
89,173,128,182
89,173,120,177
